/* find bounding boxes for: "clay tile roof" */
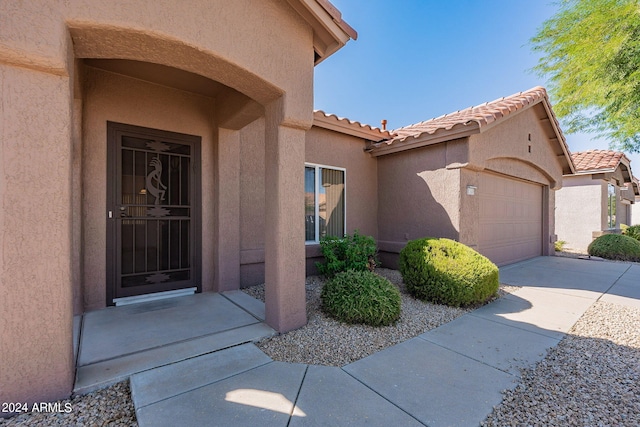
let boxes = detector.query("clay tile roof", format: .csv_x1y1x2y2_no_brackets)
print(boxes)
392,86,550,142
313,110,393,139
316,0,358,40
570,149,629,172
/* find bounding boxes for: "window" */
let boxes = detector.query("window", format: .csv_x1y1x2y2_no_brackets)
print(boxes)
305,164,345,243
607,183,616,229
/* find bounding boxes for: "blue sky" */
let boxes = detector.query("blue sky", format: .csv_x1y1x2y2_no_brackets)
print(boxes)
314,0,640,169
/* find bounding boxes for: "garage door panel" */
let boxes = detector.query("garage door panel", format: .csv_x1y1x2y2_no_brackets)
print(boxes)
479,173,542,266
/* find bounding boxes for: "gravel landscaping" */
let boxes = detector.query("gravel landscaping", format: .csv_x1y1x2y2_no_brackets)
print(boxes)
2,267,638,426
483,301,640,426
243,269,513,366
0,381,136,427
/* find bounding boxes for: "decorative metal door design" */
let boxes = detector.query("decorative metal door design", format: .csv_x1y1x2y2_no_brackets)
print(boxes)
107,122,201,303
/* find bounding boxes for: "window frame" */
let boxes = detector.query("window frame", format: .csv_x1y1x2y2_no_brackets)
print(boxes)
304,162,346,244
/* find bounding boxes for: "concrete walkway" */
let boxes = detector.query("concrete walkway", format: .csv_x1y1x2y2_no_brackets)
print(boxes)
112,257,636,427
74,291,276,395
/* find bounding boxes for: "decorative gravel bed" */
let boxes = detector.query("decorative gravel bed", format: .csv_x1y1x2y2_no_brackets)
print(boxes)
243,268,515,366
482,301,640,426
0,381,136,427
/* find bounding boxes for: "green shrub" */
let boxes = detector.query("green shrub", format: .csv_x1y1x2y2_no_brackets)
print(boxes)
399,238,499,307
554,240,566,252
321,269,401,326
316,230,379,278
622,224,640,241
588,234,640,262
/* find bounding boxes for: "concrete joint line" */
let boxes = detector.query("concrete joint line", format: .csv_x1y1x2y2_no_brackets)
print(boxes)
88,322,260,368
596,264,634,303
286,365,309,427
416,334,520,378
74,314,85,379
499,257,539,272
340,367,428,426
220,292,264,322
135,359,275,411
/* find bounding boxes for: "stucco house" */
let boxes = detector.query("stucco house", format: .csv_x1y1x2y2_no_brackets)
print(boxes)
556,150,639,251
370,87,574,267
1,0,574,409
307,86,574,271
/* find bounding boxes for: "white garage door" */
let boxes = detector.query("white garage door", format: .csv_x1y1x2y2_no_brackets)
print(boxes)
478,172,543,266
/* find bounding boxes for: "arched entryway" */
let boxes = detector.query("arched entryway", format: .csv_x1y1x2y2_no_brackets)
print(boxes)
71,24,308,333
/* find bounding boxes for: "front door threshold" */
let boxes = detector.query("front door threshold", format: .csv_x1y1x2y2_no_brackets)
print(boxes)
113,287,196,306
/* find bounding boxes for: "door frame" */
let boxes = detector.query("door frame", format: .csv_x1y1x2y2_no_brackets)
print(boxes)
106,121,202,305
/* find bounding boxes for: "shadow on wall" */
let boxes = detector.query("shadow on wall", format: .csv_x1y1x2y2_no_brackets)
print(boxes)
416,170,459,240
380,169,458,269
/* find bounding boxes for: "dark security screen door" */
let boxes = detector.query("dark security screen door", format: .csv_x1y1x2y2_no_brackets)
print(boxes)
107,122,201,303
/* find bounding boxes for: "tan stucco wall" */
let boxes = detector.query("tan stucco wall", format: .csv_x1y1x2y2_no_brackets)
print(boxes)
0,64,75,406
556,177,602,251
377,105,566,265
1,0,315,125
609,168,633,228
619,201,630,227
557,169,638,251
81,66,217,310
239,118,267,286
72,60,85,315
468,106,565,188
458,167,481,249
377,140,466,267
238,124,379,285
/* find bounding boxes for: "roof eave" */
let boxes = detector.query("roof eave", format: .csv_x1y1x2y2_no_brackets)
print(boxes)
564,168,616,177
369,123,479,157
287,0,357,65
313,110,393,140
567,160,634,183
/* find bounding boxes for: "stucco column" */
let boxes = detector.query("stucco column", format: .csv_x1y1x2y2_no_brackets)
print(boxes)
263,100,307,333
0,64,74,404
215,128,241,291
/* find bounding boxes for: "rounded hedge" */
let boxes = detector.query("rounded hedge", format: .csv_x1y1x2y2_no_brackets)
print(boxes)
399,238,499,307
588,234,640,262
321,269,401,326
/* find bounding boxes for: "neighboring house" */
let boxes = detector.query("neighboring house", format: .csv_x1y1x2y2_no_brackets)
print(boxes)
1,1,574,408
556,150,640,251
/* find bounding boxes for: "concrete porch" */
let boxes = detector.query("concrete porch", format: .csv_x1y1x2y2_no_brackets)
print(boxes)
73,291,276,395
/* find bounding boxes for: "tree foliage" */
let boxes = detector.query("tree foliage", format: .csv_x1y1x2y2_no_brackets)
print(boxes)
531,0,640,152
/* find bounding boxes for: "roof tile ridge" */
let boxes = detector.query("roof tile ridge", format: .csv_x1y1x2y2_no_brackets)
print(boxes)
313,109,389,133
